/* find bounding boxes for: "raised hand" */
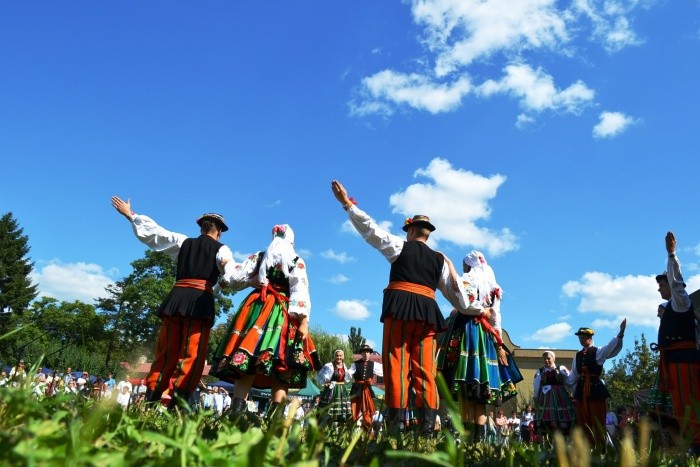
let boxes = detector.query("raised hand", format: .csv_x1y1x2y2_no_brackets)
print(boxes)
111,196,132,219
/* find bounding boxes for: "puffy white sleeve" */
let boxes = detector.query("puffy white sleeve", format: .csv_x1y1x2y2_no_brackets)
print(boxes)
345,205,404,263
373,361,384,378
348,362,357,376
533,369,542,397
130,214,188,260
595,336,624,365
315,363,334,385
489,293,502,331
441,271,483,315
288,257,311,319
343,365,352,383
668,254,692,313
220,253,260,292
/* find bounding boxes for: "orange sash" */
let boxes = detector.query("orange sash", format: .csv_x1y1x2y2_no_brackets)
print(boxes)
174,279,213,293
385,281,435,299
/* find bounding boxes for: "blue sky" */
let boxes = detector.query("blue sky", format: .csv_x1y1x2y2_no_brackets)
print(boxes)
2,1,699,364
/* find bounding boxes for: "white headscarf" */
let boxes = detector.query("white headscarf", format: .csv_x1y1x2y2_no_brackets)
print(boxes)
257,224,297,285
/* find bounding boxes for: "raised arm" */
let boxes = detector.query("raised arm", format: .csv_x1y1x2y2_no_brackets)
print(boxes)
331,180,404,262
111,196,187,260
665,231,691,313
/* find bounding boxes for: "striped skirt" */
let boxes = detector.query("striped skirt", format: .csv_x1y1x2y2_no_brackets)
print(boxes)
437,312,522,406
319,382,352,421
211,288,320,389
535,383,576,427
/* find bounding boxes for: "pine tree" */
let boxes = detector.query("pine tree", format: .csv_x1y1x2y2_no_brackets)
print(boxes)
0,212,38,316
348,326,366,353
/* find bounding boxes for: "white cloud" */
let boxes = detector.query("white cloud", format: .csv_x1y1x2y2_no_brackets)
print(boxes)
560,271,694,328
388,158,517,256
327,274,350,285
352,0,651,118
515,113,536,128
332,300,372,320
351,70,471,116
31,260,116,303
526,322,573,343
321,249,356,264
478,64,595,115
412,0,569,76
592,111,638,138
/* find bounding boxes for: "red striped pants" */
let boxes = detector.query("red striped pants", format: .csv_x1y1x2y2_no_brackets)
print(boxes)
382,317,438,410
146,315,212,397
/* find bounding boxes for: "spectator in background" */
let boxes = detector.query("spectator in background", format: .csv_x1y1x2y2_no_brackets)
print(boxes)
135,379,148,397
117,375,133,395
63,367,74,386
105,373,116,391
9,359,27,385
0,370,8,387
117,385,131,409
520,404,536,443
507,411,521,441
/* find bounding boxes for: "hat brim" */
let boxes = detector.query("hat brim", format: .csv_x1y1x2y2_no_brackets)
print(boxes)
402,221,436,232
356,346,374,353
197,216,229,232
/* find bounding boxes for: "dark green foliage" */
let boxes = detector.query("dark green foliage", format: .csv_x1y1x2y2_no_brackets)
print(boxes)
348,327,366,354
604,334,659,410
0,212,38,329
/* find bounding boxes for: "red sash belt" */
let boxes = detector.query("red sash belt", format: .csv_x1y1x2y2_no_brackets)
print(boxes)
386,281,435,300
174,279,213,293
476,314,503,346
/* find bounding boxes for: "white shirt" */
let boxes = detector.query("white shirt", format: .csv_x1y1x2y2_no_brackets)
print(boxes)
221,251,312,319
129,214,234,274
565,335,624,387
117,380,132,394
343,205,480,314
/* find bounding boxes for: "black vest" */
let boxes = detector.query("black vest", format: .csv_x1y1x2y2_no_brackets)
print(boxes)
573,347,610,400
352,360,375,381
658,301,700,363
381,241,446,330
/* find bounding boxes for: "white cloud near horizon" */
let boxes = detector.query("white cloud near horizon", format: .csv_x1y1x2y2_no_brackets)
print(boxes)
327,274,350,285
562,271,700,328
351,0,652,122
332,299,372,320
389,158,518,256
31,260,116,304
526,322,573,343
321,249,356,264
592,111,638,138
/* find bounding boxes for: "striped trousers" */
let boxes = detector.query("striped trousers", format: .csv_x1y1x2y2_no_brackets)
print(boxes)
382,317,438,410
146,315,212,399
665,360,700,446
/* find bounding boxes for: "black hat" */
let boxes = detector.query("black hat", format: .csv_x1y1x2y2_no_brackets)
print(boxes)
574,327,595,336
402,215,436,232
356,343,374,353
196,213,229,232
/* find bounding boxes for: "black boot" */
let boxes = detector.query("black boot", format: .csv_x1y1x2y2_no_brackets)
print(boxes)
229,397,257,430
473,423,485,443
420,408,437,436
385,408,405,437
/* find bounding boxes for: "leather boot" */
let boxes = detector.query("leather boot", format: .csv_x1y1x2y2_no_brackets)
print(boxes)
385,408,405,437
420,408,437,436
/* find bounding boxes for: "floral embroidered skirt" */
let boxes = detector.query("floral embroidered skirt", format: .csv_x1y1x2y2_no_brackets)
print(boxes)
534,384,576,428
437,313,522,406
211,288,320,389
319,381,352,421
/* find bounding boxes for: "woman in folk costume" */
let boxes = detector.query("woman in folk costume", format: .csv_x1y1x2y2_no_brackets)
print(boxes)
533,351,576,437
437,250,523,442
212,224,321,419
316,349,353,422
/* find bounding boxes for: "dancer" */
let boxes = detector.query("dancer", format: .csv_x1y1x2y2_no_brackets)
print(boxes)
212,224,321,423
111,196,233,404
533,351,575,437
330,180,477,435
654,231,700,453
349,343,384,429
437,251,523,443
566,321,625,446
316,349,353,423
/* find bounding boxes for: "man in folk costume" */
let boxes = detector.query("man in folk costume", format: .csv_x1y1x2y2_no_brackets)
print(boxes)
566,320,626,446
331,180,478,435
655,231,700,454
349,343,384,430
111,196,234,405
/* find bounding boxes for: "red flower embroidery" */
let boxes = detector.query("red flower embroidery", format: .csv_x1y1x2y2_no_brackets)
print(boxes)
297,263,305,269
232,353,246,365
258,352,271,362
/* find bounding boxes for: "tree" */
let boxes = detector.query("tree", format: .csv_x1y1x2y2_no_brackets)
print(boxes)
0,212,38,333
309,325,352,367
348,326,366,353
604,333,659,410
